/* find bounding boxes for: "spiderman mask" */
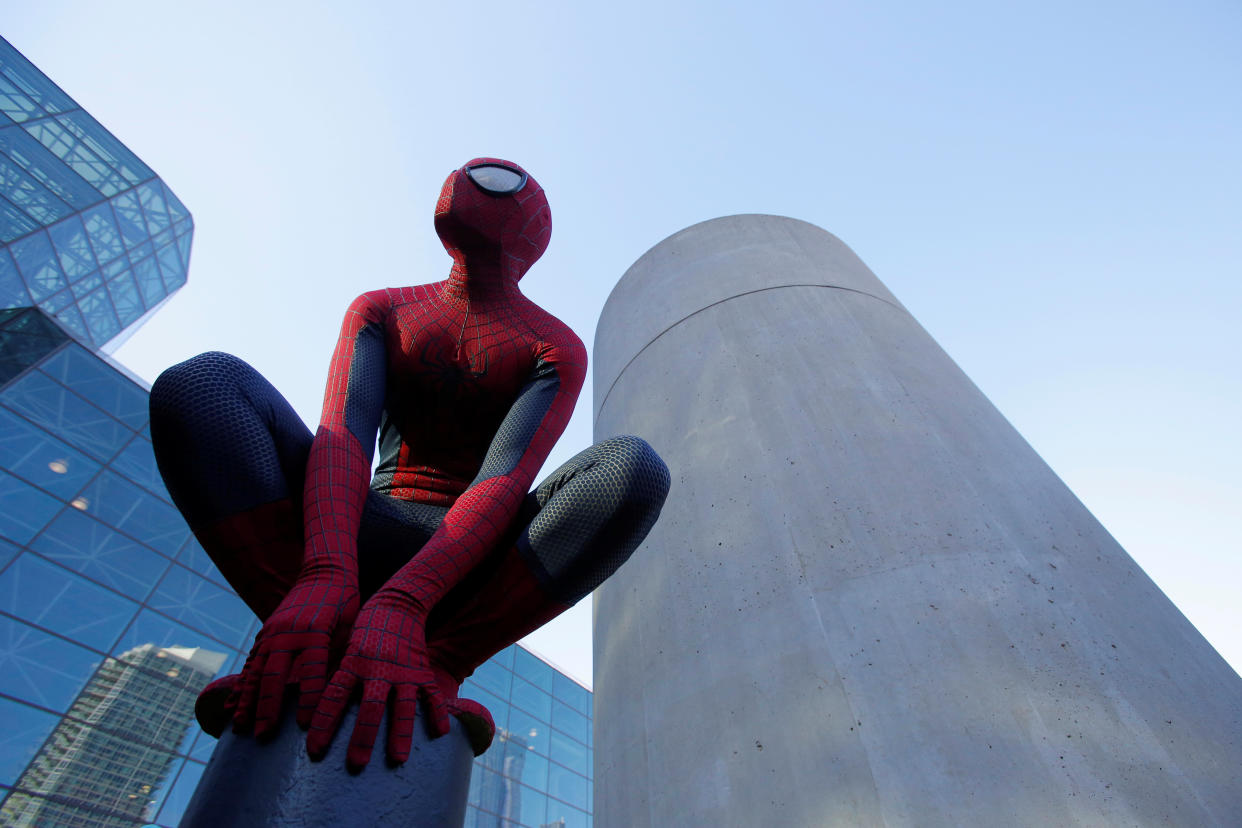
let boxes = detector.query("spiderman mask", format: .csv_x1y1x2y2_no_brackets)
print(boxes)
433,157,551,283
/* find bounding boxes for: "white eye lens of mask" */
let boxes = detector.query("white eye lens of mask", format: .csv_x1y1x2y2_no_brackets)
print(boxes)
466,165,526,194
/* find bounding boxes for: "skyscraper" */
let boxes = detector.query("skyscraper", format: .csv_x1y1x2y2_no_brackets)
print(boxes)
1,36,594,827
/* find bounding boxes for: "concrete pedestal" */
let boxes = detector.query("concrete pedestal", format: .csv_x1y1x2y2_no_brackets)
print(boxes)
592,215,1242,826
180,705,473,827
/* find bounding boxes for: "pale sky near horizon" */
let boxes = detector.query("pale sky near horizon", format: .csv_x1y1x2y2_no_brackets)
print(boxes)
4,0,1239,688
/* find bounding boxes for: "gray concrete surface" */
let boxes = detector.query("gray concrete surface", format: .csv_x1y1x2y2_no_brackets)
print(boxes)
592,214,1242,827
180,702,473,827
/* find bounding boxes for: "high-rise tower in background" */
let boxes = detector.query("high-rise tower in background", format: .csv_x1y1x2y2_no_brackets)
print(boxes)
0,37,594,828
593,215,1242,826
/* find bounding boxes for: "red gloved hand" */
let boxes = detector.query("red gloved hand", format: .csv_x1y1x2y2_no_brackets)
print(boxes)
306,589,450,767
232,566,359,737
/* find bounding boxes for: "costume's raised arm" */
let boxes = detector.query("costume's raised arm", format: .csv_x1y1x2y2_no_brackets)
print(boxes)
232,291,389,738
309,327,587,766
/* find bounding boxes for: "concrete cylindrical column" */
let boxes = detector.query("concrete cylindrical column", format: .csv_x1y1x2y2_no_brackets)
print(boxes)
592,215,1242,827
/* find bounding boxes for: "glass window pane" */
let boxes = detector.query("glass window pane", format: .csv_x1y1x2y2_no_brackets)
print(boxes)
469,658,512,700
109,190,148,249
8,231,65,301
107,434,168,498
0,468,62,544
137,180,170,234
176,535,226,586
68,269,103,299
549,728,590,778
510,675,552,721
514,647,554,691
0,247,32,305
547,761,589,811
545,801,590,828
0,552,137,650
504,706,549,757
112,609,231,683
0,536,18,570
0,696,59,786
37,342,148,429
46,215,97,280
1,198,42,246
504,732,547,790
0,614,101,711
0,406,100,498
459,682,509,734
187,729,217,763
552,699,590,745
131,255,164,307
106,270,144,328
76,284,120,345
554,672,591,717
29,507,171,600
81,201,124,265
515,782,547,827
1,367,132,460
156,240,186,291
76,470,189,556
148,565,253,647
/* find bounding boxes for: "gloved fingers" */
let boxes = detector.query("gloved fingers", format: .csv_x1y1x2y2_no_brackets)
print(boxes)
422,680,451,739
253,648,293,738
306,668,356,760
388,683,420,764
346,678,390,768
231,653,264,734
292,645,329,729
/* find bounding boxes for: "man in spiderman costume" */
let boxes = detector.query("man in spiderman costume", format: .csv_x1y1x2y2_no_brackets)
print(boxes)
149,158,670,769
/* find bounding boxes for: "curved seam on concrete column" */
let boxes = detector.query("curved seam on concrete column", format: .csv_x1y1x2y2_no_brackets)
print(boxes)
595,283,908,424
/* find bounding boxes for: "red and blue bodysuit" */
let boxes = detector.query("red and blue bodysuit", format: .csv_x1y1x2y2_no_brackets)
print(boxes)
149,159,670,767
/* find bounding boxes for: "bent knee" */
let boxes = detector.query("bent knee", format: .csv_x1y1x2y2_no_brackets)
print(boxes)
596,435,671,506
150,351,251,412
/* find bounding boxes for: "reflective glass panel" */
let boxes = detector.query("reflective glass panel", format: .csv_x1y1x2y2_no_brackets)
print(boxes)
554,672,591,716
176,535,227,586
511,675,552,721
8,231,65,301
549,727,590,778
30,507,171,600
76,470,189,555
137,180,170,234
514,646,554,691
515,782,547,827
47,215,97,279
0,552,137,650
106,269,144,327
504,706,550,757
547,761,589,811
77,284,121,344
68,269,103,299
107,435,167,499
1,367,132,460
459,681,509,733
109,189,149,248
552,699,590,745
0,614,101,711
81,200,124,264
545,801,589,828
0,247,31,306
38,342,148,429
0,468,62,544
112,609,231,684
504,733,548,790
132,255,164,306
469,657,512,700
153,758,206,827
1,198,41,245
0,406,100,498
156,240,186,289
0,696,59,786
148,565,253,646
0,536,17,569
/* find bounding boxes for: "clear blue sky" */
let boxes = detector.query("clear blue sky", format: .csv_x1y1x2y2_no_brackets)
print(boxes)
5,0,1239,685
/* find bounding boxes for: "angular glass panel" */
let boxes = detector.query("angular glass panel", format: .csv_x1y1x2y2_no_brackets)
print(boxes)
30,507,171,601
68,270,102,299
42,286,73,312
186,729,217,763
0,157,71,225
108,436,167,499
46,215,97,279
505,706,549,757
549,728,590,779
160,180,189,224
551,699,590,745
511,675,552,721
515,782,548,827
553,672,591,716
53,112,154,184
109,189,149,248
129,238,154,263
137,180,170,234
78,284,121,343
1,367,131,460
76,470,189,555
0,247,32,307
0,406,100,498
0,614,101,711
0,536,18,570
1,197,41,245
106,270,144,327
132,255,165,306
489,643,516,671
176,231,192,272
149,565,253,647
80,200,124,264
152,227,174,249
101,256,127,278
470,766,510,826
49,303,87,342
0,125,103,210
514,647,554,692
0,468,62,544
0,696,59,786
0,552,137,650
0,75,40,122
0,42,75,115
0,307,68,385
22,119,127,197
470,657,513,700
156,240,186,291
111,610,230,683
8,231,65,301
504,731,548,790
37,344,148,429
547,762,589,811
154,758,206,826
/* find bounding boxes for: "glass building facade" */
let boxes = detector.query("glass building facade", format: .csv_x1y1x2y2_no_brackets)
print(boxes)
0,36,593,828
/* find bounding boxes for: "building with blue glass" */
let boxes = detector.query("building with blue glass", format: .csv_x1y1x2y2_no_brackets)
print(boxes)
1,37,592,827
